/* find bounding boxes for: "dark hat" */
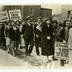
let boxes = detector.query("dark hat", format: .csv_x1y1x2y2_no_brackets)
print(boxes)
37,16,41,20
26,16,32,21
52,20,58,24
45,18,51,21
15,20,21,24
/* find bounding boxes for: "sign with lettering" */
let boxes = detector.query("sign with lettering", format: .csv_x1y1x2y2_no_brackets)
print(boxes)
55,41,69,60
9,10,22,21
0,11,9,22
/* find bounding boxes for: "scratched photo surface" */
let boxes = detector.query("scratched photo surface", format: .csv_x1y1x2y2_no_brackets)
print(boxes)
0,4,72,69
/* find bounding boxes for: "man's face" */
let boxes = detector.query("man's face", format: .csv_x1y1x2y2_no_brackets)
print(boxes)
53,23,57,26
47,20,51,25
27,20,31,24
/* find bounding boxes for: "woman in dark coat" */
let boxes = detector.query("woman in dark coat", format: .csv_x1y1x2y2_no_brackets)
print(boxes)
0,23,6,50
41,19,55,63
56,20,70,66
8,21,21,56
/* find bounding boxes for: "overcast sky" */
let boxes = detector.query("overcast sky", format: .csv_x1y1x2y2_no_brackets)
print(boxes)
41,4,62,15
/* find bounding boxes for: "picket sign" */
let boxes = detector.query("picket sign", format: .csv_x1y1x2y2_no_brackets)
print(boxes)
55,41,70,60
9,9,22,21
36,25,41,32
0,11,9,22
0,9,22,22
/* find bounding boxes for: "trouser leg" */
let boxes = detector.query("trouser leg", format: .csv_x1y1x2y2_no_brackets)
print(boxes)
28,41,34,55
25,41,29,55
35,42,40,55
15,41,19,50
9,41,15,56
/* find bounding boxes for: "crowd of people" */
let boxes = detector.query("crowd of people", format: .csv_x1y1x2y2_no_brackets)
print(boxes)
0,15,72,65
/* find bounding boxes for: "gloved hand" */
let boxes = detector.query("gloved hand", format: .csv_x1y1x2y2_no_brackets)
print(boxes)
63,40,66,43
36,34,39,38
47,36,51,40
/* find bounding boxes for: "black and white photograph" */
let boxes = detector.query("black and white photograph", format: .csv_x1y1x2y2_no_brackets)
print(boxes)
0,4,72,69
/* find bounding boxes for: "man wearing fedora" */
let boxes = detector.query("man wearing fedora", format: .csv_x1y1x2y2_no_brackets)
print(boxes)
23,16,34,56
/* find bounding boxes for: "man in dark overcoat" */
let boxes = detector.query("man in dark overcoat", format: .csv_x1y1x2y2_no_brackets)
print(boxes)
23,16,34,56
0,23,6,49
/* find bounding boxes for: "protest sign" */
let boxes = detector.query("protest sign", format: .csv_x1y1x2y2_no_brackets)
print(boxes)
9,10,22,21
0,11,9,22
36,25,41,32
55,41,69,60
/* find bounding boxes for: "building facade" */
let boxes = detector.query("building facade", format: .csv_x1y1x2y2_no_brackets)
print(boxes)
61,5,72,22
40,8,52,18
2,5,52,21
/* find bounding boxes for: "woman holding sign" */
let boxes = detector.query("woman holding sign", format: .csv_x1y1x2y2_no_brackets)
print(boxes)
57,20,70,66
8,21,21,56
41,19,55,63
68,24,72,65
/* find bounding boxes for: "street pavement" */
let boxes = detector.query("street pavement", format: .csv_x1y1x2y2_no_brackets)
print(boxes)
0,46,72,69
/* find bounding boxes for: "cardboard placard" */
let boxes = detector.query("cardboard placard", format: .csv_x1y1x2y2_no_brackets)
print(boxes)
9,10,22,21
55,41,69,60
0,11,9,22
36,25,41,32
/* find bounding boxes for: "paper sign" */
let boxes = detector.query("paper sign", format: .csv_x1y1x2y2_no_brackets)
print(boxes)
0,11,9,22
36,25,41,32
9,10,22,21
55,41,69,60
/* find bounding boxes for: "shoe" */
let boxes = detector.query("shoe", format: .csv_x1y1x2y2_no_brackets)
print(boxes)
53,58,58,61
46,60,52,63
52,56,58,61
8,51,10,54
27,53,31,56
37,54,40,56
25,53,31,56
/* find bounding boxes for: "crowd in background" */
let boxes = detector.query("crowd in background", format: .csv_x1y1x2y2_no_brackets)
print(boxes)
0,16,72,64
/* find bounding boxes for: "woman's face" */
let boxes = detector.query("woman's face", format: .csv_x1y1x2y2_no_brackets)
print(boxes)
47,20,51,25
53,23,57,26
22,21,25,25
16,21,20,26
65,21,70,27
38,19,41,23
